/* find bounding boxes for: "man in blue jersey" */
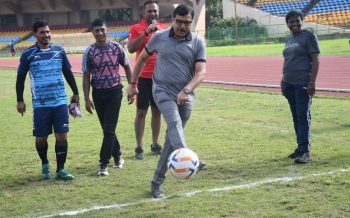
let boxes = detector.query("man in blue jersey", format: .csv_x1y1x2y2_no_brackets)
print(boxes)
16,20,80,180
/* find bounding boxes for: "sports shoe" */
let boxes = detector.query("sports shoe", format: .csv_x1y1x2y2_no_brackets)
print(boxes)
288,149,302,159
56,169,75,180
135,147,144,160
97,165,109,176
294,152,310,164
151,143,162,155
42,163,51,180
113,156,125,168
198,161,206,172
151,182,165,199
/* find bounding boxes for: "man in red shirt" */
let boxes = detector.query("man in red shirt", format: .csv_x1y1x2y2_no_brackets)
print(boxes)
127,0,168,160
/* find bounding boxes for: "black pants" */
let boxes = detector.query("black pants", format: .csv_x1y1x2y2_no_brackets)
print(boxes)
92,85,123,165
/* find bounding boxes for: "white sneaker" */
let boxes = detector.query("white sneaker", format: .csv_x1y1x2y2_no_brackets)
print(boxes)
113,156,125,168
97,165,109,176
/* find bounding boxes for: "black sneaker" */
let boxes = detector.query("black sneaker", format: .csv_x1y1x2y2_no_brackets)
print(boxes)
151,182,165,199
294,152,310,164
288,149,302,159
135,147,144,160
151,143,162,155
198,161,206,172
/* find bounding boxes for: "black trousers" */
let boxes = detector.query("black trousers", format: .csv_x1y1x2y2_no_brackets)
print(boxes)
92,85,123,165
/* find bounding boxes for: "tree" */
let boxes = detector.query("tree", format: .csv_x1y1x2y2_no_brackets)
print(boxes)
206,0,223,28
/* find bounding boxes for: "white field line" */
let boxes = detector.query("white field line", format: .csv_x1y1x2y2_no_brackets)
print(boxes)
40,168,350,217
202,80,350,93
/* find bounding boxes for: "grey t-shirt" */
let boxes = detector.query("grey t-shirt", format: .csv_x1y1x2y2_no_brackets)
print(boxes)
282,29,320,85
145,28,206,99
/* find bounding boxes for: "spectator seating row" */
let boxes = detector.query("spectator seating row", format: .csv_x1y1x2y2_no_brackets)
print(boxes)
256,0,300,3
107,25,130,41
239,0,300,6
1,22,171,52
255,0,309,16
0,42,10,50
0,30,31,38
305,10,350,26
240,0,350,27
50,27,87,35
308,0,350,14
2,23,133,51
0,36,21,42
0,31,31,48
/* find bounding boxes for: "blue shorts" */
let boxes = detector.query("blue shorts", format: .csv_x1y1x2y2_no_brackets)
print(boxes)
33,104,69,137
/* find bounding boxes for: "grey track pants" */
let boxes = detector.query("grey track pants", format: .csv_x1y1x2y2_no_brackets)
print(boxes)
152,90,194,185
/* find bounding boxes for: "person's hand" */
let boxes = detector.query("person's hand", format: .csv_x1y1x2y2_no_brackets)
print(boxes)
145,22,158,36
307,82,316,96
126,84,138,105
176,90,189,105
71,95,80,105
17,101,26,116
85,98,95,114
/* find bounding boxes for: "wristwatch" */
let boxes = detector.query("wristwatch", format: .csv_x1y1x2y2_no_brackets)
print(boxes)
182,88,193,95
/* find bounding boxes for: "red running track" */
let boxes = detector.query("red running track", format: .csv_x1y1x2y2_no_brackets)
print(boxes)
1,55,349,95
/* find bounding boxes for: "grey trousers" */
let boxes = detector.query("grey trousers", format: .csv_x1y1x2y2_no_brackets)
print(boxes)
152,90,193,185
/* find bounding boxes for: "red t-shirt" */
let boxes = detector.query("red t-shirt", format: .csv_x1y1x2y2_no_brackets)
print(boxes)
128,19,168,79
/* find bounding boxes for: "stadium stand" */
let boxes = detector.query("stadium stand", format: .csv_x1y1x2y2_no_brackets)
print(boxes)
0,30,31,50
18,24,89,50
305,0,350,27
254,0,309,16
107,24,130,41
11,23,137,53
239,0,350,27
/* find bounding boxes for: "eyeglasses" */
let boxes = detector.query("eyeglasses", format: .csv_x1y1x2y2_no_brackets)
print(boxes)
175,19,192,27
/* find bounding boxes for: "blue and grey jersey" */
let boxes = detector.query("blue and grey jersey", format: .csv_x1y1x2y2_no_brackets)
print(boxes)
283,29,320,85
17,43,71,108
145,28,206,99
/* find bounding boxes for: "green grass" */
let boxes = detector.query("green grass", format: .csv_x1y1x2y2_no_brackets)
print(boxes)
206,38,350,56
0,69,349,217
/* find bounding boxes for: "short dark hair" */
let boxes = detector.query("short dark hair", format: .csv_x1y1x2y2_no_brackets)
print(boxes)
32,20,49,32
144,0,158,8
285,10,304,23
91,18,107,29
173,4,194,19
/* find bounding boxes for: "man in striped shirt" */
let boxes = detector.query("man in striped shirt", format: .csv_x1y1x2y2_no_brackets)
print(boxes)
82,18,132,176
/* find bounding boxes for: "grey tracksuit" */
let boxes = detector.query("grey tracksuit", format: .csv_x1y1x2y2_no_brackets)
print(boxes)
145,28,206,185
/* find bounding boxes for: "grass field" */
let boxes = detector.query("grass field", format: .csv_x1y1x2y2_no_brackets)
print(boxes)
0,69,349,217
206,38,350,56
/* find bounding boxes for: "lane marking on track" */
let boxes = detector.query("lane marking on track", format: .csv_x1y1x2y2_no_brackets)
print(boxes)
40,168,349,217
